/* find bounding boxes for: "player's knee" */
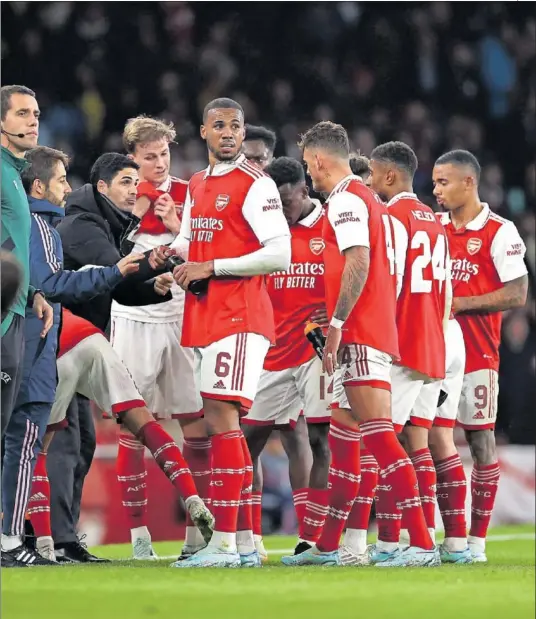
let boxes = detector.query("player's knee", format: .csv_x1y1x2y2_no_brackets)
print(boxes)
465,429,497,465
308,425,330,466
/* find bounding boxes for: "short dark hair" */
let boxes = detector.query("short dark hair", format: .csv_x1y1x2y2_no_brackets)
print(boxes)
298,121,350,158
370,141,418,179
202,97,244,122
89,153,139,187
435,149,481,181
245,124,277,153
22,146,69,193
265,157,305,187
1,84,36,121
349,152,370,177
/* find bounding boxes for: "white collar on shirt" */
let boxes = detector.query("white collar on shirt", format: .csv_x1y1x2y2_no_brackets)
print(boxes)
326,174,362,202
297,199,323,228
203,154,247,179
157,177,172,193
386,191,417,207
442,202,491,231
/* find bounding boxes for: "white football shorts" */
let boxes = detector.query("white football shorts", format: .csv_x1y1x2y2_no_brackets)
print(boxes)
195,332,270,414
111,316,202,419
243,355,331,427
48,333,145,429
331,343,393,410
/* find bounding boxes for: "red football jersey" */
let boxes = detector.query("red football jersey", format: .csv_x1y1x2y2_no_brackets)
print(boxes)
136,176,188,236
323,176,399,358
59,308,102,358
440,203,527,373
389,192,448,379
264,201,325,371
178,155,290,348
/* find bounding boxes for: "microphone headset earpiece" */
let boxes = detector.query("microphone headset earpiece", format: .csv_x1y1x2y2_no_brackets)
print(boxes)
1,129,26,139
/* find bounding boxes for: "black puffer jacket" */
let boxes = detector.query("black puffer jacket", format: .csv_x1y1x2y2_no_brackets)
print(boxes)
56,184,170,332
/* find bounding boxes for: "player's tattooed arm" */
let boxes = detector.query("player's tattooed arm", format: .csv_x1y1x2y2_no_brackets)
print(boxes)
453,274,528,314
333,246,370,321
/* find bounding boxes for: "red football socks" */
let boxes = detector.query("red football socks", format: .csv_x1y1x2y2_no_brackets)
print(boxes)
293,488,308,528
361,419,433,550
117,432,148,529
470,462,500,539
210,430,246,533
136,421,197,499
299,488,329,543
252,491,263,536
346,448,379,531
435,454,468,539
27,452,52,538
237,434,254,533
317,420,361,553
409,448,437,530
183,437,212,527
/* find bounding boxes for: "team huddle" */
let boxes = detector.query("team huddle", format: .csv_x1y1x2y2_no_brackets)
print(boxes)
1,92,528,569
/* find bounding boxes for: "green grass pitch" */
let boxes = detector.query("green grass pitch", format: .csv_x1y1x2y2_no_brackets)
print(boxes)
2,525,534,619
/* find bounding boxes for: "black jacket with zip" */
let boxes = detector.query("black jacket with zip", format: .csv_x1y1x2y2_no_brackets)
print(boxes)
56,184,170,332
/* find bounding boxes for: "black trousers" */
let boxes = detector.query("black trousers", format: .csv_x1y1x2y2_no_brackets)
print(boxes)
47,394,96,545
1,314,25,439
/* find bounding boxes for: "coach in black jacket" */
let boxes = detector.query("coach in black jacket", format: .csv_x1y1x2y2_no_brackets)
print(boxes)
48,153,170,562
57,157,169,332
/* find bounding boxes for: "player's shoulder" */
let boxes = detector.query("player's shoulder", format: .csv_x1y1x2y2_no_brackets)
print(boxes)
188,169,206,191
169,176,189,187
237,158,270,181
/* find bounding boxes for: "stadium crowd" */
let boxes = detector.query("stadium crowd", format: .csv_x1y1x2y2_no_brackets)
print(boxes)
1,2,533,568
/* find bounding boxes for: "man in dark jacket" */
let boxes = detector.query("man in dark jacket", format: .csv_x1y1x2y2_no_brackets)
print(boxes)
1,147,148,567
48,152,171,562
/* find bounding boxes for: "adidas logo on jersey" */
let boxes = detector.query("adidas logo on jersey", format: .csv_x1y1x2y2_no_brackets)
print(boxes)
29,492,47,502
213,380,226,389
343,370,353,381
473,411,485,420
163,461,176,472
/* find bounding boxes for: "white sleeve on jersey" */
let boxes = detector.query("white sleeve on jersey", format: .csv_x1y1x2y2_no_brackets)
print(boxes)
242,176,291,244
490,221,528,283
213,176,291,277
327,192,370,252
390,215,408,299
169,188,191,260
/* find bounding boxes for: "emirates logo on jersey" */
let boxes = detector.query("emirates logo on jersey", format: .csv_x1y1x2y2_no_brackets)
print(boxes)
309,237,325,255
467,238,482,255
215,194,230,211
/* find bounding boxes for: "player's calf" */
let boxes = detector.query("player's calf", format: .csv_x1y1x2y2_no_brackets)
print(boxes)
465,429,499,561
429,425,470,556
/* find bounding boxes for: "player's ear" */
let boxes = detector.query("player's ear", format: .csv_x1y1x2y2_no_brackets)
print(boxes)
301,184,309,199
200,125,207,141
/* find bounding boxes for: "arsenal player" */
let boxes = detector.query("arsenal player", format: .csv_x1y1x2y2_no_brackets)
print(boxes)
282,122,437,568
243,157,331,560
158,98,291,568
433,150,528,562
356,141,462,564
110,116,208,560
28,309,213,562
242,124,277,170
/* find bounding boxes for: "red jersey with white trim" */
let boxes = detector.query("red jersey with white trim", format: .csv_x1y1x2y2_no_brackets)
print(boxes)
264,200,325,371
59,308,101,358
440,204,527,373
179,155,290,348
111,175,188,323
389,193,448,379
323,175,399,358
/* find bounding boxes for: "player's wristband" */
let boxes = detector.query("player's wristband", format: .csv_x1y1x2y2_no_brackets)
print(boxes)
330,317,345,329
